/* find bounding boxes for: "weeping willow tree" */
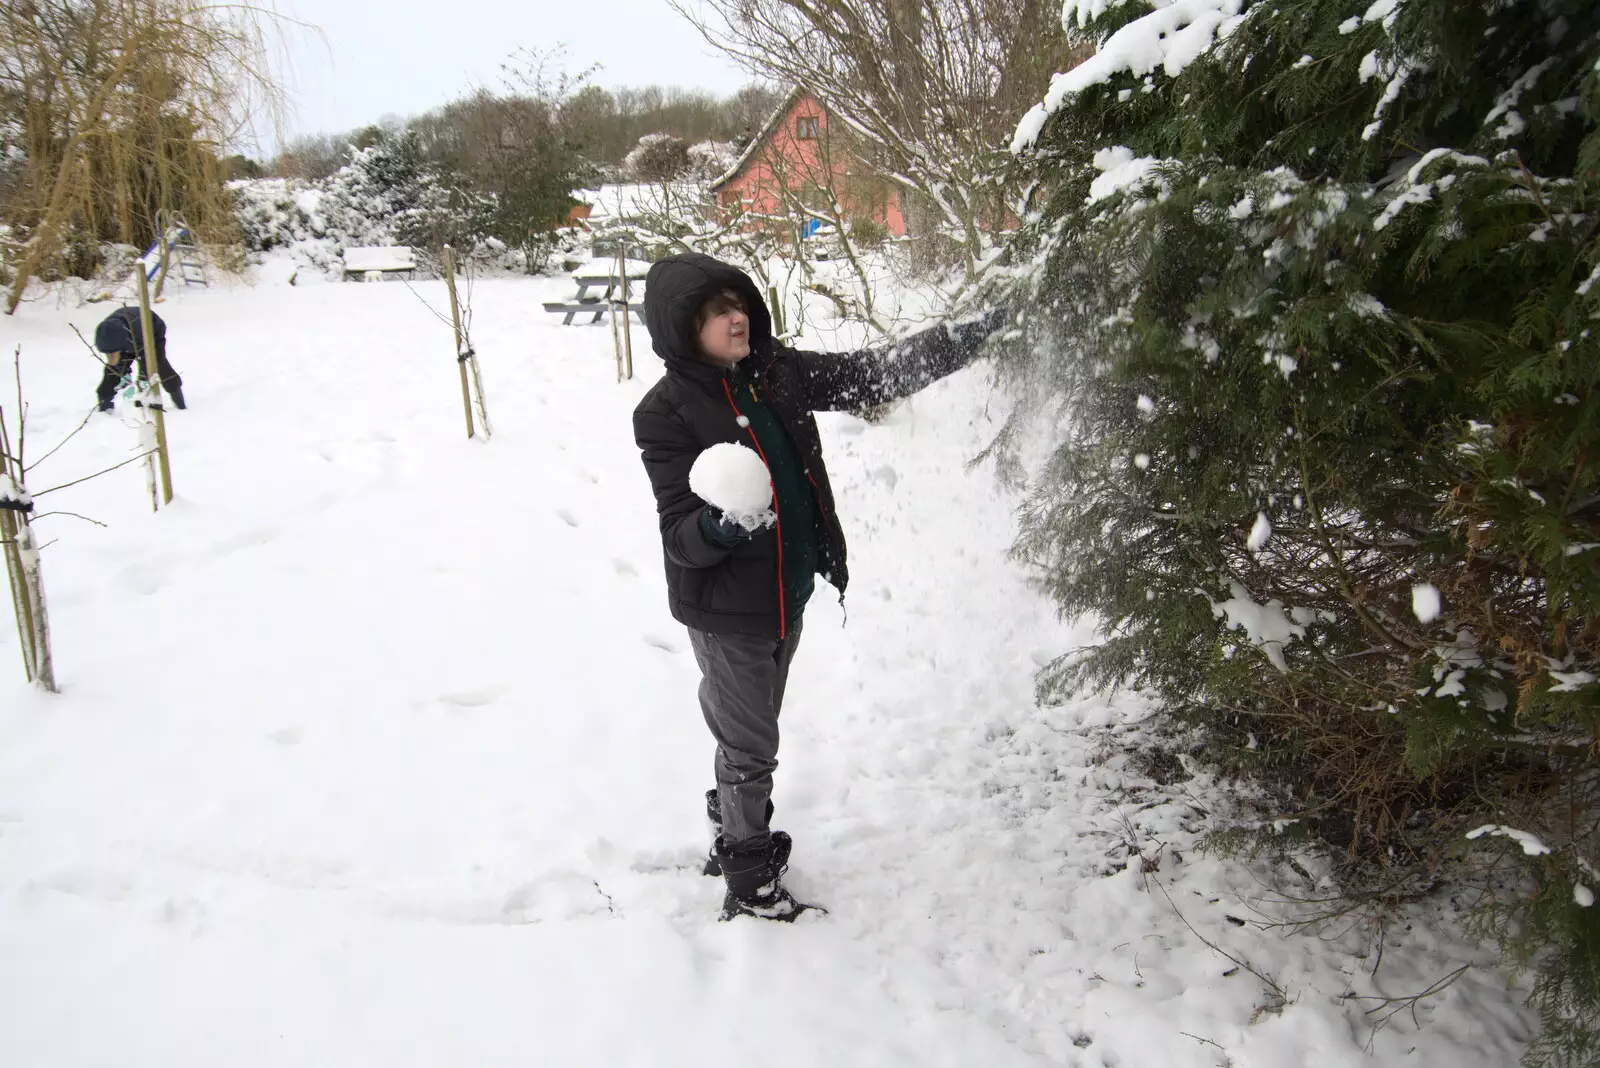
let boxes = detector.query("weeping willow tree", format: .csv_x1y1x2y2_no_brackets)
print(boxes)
1,0,288,312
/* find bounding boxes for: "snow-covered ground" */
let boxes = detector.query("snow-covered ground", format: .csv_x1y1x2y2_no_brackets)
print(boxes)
1,265,1534,1066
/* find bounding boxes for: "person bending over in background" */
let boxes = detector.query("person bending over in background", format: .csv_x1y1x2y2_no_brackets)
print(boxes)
94,306,186,413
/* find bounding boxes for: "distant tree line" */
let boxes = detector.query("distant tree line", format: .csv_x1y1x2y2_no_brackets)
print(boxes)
266,82,782,183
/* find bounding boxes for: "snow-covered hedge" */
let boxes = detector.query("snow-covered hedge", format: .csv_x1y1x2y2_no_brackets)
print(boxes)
229,134,542,277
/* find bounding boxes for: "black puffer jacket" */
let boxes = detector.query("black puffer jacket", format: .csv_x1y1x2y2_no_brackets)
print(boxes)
95,306,166,358
632,253,995,639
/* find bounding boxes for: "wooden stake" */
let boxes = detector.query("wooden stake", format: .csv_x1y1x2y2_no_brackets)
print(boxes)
768,285,785,339
0,507,33,684
135,272,174,507
609,251,624,384
619,245,635,381
0,407,55,691
442,245,476,439
0,420,30,681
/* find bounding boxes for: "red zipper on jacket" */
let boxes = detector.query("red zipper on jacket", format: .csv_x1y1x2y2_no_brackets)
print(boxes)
722,379,786,639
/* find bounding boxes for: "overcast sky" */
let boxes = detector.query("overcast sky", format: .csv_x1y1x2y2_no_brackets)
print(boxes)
266,0,755,149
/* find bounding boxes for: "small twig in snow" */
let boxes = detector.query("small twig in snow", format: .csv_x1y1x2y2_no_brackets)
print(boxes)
1342,963,1470,1051
33,450,158,497
402,277,457,332
30,510,108,528
69,324,112,366
1147,872,1288,1008
1180,1032,1228,1053
12,346,25,475
25,407,96,474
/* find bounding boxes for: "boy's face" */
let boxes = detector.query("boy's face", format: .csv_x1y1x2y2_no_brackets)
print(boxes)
696,290,750,367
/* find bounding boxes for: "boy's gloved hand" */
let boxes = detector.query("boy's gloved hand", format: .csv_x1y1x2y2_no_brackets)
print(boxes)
952,307,1007,350
700,505,775,547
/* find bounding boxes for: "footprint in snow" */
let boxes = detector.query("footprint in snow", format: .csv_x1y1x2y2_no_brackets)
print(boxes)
498,871,616,923
269,726,304,745
556,509,580,528
380,870,614,926
644,634,680,654
208,526,283,559
626,847,707,874
156,894,208,931
612,558,639,578
118,559,172,596
437,684,512,709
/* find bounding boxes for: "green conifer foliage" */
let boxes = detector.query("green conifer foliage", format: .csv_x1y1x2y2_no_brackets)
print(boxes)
1004,2,1598,1058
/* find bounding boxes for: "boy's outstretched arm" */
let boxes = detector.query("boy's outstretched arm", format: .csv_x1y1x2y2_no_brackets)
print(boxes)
634,403,735,569
795,309,1004,412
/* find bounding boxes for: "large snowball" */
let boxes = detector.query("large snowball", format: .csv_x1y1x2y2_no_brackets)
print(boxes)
1412,583,1441,624
690,443,772,524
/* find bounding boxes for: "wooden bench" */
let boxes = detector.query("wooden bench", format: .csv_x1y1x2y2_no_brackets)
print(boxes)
342,246,417,281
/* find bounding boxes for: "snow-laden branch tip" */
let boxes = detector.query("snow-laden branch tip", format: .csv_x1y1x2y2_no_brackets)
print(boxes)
1550,670,1597,694
1087,147,1166,204
1465,825,1551,856
1012,0,1247,152
1247,512,1272,552
1209,581,1304,672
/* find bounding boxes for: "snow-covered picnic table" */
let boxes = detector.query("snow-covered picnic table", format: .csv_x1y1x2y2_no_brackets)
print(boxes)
542,261,648,325
342,246,417,280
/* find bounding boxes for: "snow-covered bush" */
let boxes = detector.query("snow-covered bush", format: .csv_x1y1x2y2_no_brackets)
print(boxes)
230,132,485,276
623,133,691,182
687,139,738,181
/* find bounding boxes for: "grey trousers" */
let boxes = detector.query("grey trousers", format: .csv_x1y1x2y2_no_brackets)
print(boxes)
687,618,804,849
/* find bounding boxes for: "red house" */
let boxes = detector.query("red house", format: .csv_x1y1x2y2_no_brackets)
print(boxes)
709,88,907,238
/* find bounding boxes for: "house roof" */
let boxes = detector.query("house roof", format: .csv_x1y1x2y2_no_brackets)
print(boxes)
574,182,702,222
708,85,806,192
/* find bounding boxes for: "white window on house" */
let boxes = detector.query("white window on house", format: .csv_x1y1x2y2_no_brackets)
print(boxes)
796,116,820,140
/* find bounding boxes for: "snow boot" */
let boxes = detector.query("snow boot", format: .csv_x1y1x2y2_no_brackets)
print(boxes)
702,787,782,876
714,836,819,923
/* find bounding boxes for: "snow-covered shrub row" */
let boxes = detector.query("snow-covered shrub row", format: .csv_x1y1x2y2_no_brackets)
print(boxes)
229,136,545,277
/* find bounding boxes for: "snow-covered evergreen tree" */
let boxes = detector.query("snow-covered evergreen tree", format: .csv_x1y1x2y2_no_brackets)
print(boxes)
231,131,486,273
1004,2,1598,1060
318,132,460,250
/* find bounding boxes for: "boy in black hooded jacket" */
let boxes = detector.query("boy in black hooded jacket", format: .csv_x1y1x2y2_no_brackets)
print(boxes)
632,252,999,921
93,306,186,413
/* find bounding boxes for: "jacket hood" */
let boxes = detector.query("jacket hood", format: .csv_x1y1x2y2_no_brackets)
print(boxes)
95,306,162,355
643,253,772,377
